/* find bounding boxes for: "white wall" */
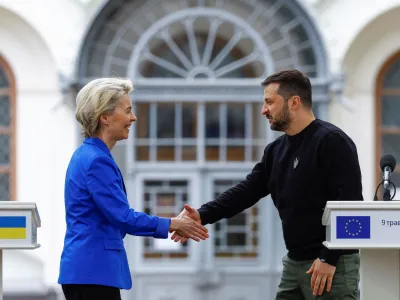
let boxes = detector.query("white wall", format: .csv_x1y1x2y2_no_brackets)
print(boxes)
308,0,400,200
311,0,400,73
334,5,400,200
0,0,89,77
0,1,83,294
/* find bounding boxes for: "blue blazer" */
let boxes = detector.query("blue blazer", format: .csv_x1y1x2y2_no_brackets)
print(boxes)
58,138,171,289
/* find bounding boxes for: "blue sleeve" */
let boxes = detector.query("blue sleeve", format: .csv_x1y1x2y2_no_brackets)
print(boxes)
86,155,171,238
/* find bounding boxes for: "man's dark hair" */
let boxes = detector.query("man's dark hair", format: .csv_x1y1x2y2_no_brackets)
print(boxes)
261,69,312,108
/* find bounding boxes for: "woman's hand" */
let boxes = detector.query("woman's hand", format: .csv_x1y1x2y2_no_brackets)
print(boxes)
171,204,201,243
170,215,209,242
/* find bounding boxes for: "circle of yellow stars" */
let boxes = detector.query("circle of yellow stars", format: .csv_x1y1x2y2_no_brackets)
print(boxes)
345,219,363,236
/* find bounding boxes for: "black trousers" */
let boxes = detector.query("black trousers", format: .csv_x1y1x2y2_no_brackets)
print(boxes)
62,284,121,300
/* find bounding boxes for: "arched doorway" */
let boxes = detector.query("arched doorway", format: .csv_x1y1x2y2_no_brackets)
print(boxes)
0,56,16,201
375,50,400,198
76,1,330,299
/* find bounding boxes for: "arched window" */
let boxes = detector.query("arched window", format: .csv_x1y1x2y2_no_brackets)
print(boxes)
0,56,15,201
133,20,267,163
77,0,329,266
376,51,400,194
80,2,329,164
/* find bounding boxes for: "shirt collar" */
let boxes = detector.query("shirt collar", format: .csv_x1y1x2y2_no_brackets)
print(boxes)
84,137,112,157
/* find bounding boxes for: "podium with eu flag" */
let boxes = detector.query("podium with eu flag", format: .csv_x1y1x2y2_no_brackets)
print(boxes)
322,200,400,300
0,201,41,299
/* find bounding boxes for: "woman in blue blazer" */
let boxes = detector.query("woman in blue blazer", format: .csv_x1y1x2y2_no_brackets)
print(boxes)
58,78,209,300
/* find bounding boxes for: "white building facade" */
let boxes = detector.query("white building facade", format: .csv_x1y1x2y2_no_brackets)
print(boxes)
0,0,399,299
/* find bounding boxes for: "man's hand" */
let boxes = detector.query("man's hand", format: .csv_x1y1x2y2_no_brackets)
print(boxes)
169,215,208,242
171,204,201,243
306,258,336,296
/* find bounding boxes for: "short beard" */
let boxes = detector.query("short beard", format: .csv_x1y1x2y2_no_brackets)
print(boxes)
269,102,291,131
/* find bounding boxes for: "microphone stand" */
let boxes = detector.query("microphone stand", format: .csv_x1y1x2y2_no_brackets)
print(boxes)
374,167,396,201
383,166,392,201
383,184,391,201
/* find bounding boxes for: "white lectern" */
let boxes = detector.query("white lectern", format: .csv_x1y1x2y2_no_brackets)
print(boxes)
0,201,41,300
322,201,400,300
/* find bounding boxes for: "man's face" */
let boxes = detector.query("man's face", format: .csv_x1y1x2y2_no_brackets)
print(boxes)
261,83,291,131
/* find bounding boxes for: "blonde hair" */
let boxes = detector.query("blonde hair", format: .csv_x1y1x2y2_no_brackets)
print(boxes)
75,78,133,137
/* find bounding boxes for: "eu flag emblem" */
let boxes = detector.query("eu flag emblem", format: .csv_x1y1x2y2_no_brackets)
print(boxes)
336,216,370,239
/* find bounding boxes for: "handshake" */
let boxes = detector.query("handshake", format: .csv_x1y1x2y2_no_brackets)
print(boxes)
169,204,208,243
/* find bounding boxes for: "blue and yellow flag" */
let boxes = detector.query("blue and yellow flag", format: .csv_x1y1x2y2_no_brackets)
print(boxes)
0,216,26,239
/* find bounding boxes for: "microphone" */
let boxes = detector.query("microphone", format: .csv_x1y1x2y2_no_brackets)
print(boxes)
380,154,396,201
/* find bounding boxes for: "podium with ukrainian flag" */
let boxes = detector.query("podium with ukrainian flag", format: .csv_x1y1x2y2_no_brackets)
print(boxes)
0,201,41,299
322,201,400,300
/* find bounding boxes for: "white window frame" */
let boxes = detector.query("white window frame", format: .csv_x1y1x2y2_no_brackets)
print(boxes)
204,172,270,271
126,171,203,273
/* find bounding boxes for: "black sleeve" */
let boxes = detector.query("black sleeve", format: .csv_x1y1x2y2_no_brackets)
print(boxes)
197,147,271,225
318,130,363,266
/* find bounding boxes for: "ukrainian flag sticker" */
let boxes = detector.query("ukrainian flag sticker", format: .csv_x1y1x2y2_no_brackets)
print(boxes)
0,216,26,239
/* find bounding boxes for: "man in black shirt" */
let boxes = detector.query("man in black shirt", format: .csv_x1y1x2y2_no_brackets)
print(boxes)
171,69,362,300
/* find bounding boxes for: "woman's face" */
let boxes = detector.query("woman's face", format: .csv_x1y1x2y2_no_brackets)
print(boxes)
104,94,137,141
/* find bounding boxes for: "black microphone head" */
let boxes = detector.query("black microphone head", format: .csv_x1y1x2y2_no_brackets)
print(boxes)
380,154,396,172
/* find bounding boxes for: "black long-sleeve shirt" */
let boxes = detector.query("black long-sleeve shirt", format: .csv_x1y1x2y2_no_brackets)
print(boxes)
198,119,363,266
